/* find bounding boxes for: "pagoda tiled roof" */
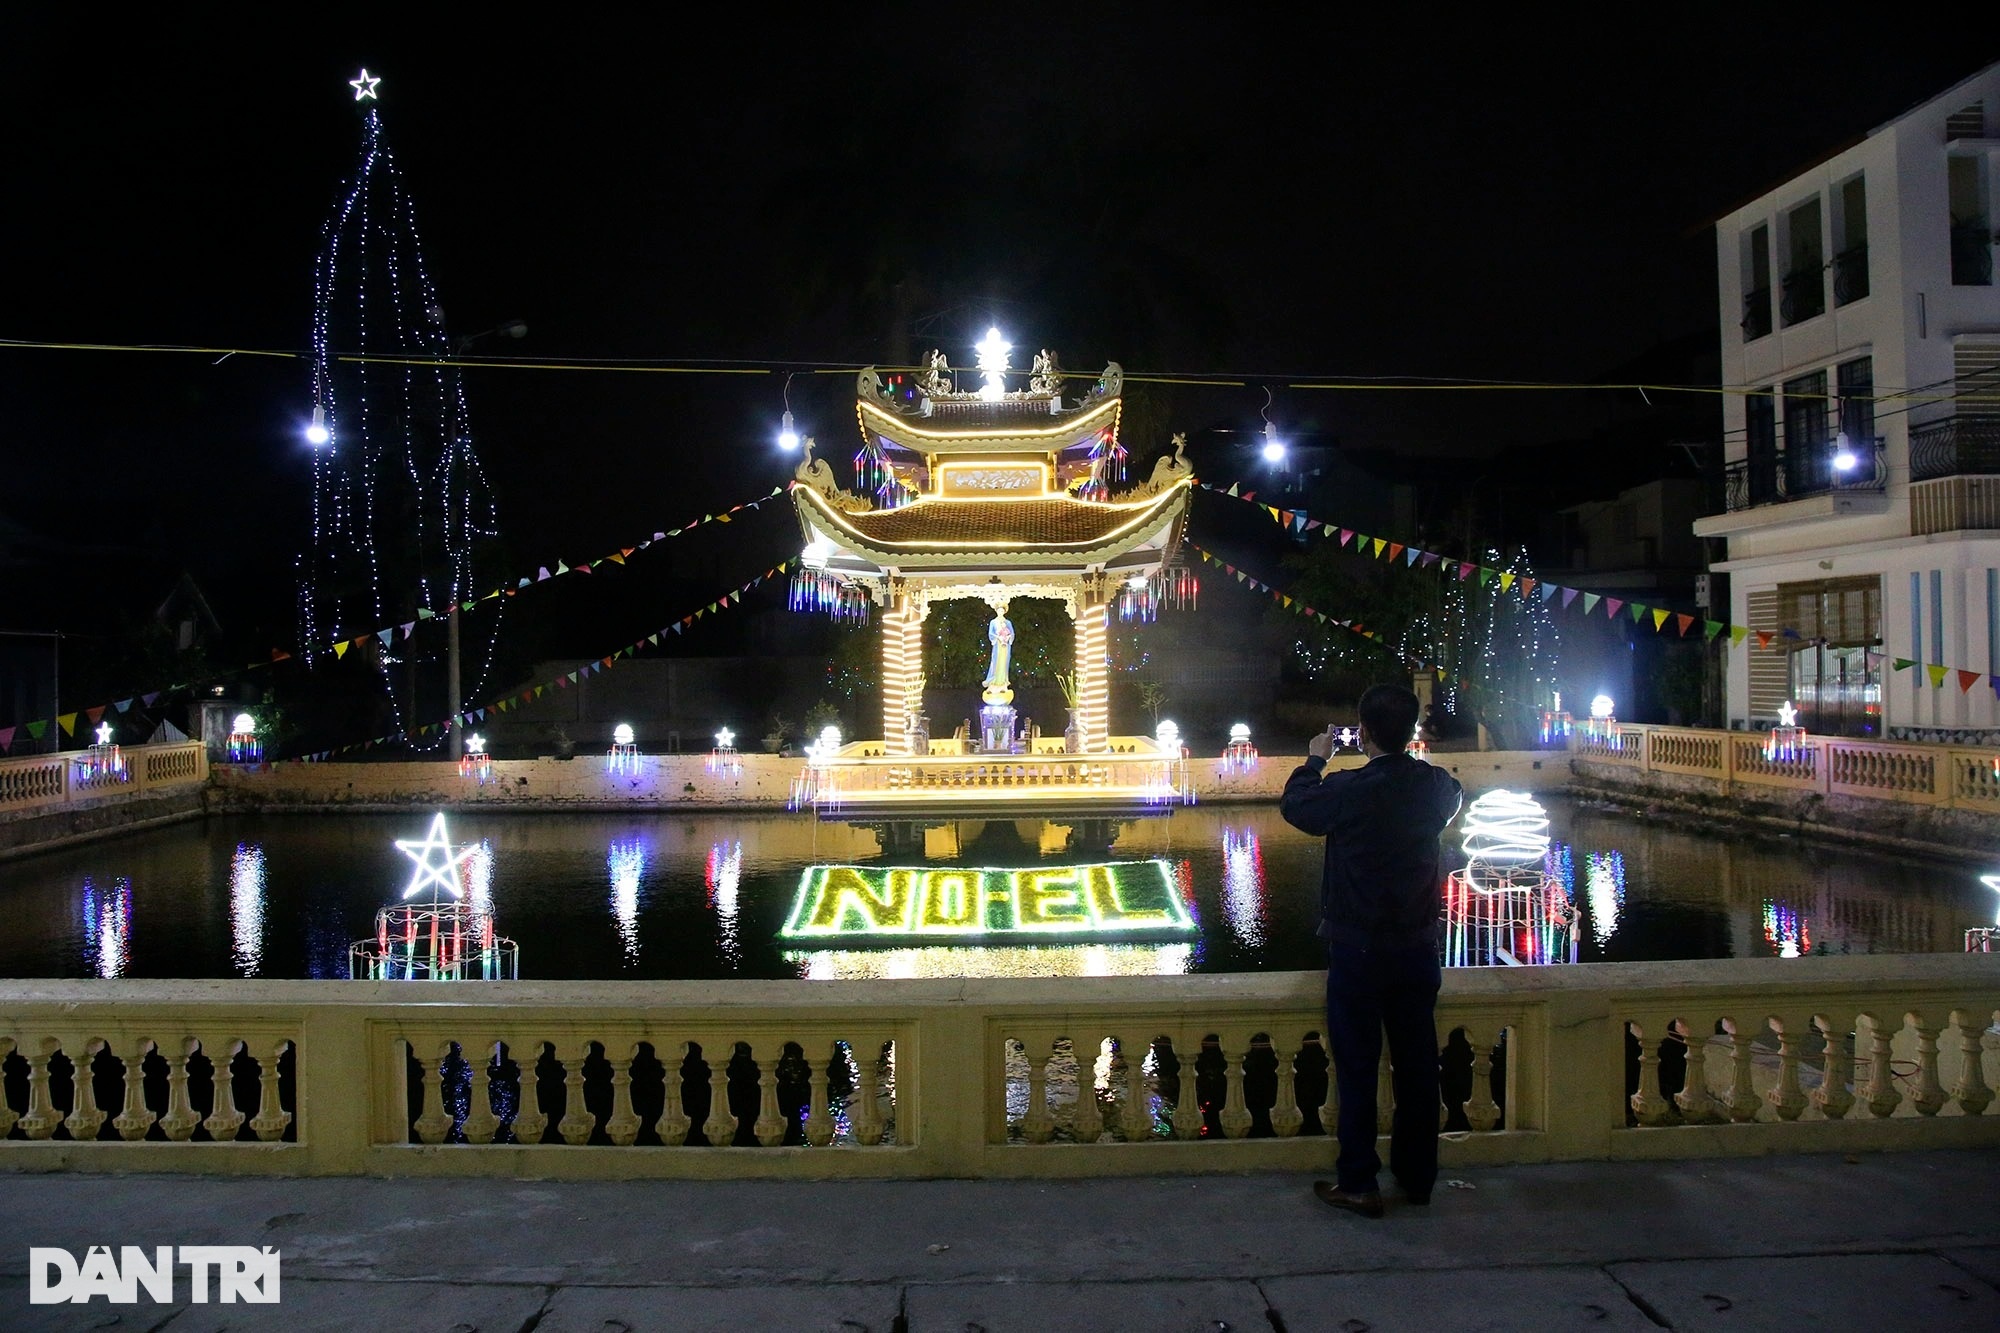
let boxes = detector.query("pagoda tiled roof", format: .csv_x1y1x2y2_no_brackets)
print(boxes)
795,481,1189,561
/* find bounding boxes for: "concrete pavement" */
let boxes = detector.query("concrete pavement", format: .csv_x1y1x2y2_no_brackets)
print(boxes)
1,1149,1996,1331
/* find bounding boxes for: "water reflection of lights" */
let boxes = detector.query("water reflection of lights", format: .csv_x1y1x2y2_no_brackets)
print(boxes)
1763,900,1812,958
1585,850,1626,947
607,840,646,963
1220,827,1266,947
707,840,743,963
787,943,1194,980
465,839,495,916
81,876,134,978
229,843,266,976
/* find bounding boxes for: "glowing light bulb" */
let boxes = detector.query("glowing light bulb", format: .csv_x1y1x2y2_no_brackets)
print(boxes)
304,405,330,447
778,410,799,451
232,713,257,735
1229,722,1251,743
976,327,1011,402
1261,420,1286,464
613,723,634,747
1832,432,1857,472
1590,694,1615,721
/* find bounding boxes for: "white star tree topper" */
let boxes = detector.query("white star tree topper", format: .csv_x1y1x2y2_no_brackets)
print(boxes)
1776,700,1799,727
349,68,382,101
94,722,114,746
394,812,476,901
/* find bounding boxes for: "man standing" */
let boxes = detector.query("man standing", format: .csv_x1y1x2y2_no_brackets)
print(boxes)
1280,684,1462,1218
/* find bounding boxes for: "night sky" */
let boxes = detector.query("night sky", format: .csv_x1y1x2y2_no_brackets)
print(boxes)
4,20,1995,661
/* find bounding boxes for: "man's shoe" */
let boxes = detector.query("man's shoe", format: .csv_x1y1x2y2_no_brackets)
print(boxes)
1312,1180,1384,1218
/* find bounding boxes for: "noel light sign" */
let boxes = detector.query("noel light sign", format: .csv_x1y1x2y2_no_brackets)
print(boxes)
783,861,1195,941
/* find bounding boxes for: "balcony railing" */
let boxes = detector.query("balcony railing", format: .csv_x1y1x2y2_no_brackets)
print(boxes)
1911,417,2000,481
1722,437,1885,512
1741,287,1772,341
1779,267,1826,325
1832,244,1869,305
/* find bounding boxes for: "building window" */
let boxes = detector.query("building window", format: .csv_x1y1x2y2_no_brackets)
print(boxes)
1837,356,1874,449
1833,174,1869,305
1780,577,1881,737
1747,389,1778,504
1741,224,1773,340
1782,370,1830,494
1781,197,1825,324
1950,154,1993,287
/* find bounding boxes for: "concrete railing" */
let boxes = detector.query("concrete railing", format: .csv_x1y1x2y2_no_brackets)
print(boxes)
0,742,208,818
2,957,1994,1178
1571,724,2000,812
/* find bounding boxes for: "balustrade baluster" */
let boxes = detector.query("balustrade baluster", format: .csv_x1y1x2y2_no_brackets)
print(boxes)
1911,1016,1947,1117
509,1039,550,1144
1810,1016,1855,1121
1169,1034,1199,1140
1021,1039,1054,1143
158,1037,201,1141
804,1042,834,1147
1950,1010,1995,1116
0,1038,17,1138
1462,1026,1502,1132
753,1044,787,1146
656,1041,692,1145
203,1037,246,1140
1674,1020,1723,1124
703,1042,738,1146
1219,1036,1253,1140
1723,1018,1761,1122
1628,1020,1671,1126
1269,1034,1305,1138
1764,1017,1808,1121
250,1040,292,1141
113,1039,157,1141
460,1041,501,1145
1860,1015,1903,1118
1118,1035,1153,1141
17,1038,60,1139
850,1039,886,1145
411,1040,453,1144
604,1043,642,1147
1071,1036,1105,1142
1317,1035,1338,1135
558,1040,597,1145
62,1037,108,1141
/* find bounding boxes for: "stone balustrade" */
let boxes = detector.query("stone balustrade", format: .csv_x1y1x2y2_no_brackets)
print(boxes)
2,957,1994,1178
0,741,209,818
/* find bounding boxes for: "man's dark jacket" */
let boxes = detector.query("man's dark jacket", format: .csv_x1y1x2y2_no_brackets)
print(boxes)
1280,752,1463,948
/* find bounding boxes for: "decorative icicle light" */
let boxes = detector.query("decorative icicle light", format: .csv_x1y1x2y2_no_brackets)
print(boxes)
227,713,261,765
607,723,640,776
1459,790,1552,868
1155,719,1181,752
778,410,800,451
304,405,330,447
1221,722,1258,776
1832,432,1857,472
458,732,492,784
976,326,1011,402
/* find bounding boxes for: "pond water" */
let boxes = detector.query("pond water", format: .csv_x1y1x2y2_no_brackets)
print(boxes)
0,798,1991,981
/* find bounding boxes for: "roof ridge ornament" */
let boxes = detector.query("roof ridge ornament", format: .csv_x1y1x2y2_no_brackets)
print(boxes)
794,436,875,514
1030,349,1064,397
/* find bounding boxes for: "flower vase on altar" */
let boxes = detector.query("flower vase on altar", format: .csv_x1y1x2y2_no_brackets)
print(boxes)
1064,708,1084,754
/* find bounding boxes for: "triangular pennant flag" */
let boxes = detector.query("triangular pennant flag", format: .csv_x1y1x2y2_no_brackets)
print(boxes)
1242,491,1256,504
114,698,132,713
557,560,571,574
518,577,531,588
538,567,552,581
567,671,580,683
1339,529,1354,546
26,720,47,740
648,633,660,646
417,607,434,619
0,726,14,752
1561,587,1579,608
1421,552,1440,568
1539,583,1557,602
1675,613,1694,636
85,705,106,725
142,692,159,706
1958,669,1981,693
1730,626,1748,646
271,649,292,663
1478,568,1494,587
1519,578,1536,597
1780,628,1800,639
402,621,416,639
379,627,395,647
1891,657,1912,671
1388,543,1405,562
1226,482,1240,497
1582,593,1600,614
1305,518,1322,531
1704,620,1724,641
1631,603,1648,624
1370,538,1386,558
1498,572,1516,593
607,553,626,565
1604,597,1623,618
1757,631,1775,649
57,713,77,737
353,634,370,647
1457,563,1475,581
1651,608,1669,631
1927,664,1948,688
333,640,350,659
1405,548,1420,566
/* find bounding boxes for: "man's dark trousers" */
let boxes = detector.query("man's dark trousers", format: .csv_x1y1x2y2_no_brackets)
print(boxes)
1324,937,1441,1196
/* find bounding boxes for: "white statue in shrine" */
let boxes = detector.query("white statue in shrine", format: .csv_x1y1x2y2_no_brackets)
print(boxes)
982,604,1016,705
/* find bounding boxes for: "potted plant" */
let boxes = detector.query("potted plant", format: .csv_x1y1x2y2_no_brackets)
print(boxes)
761,712,791,754
1056,672,1084,753
905,672,930,755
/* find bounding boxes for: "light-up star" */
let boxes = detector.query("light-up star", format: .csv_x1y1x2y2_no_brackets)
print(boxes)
394,812,476,901
349,68,382,101
94,722,113,746
1776,700,1799,728
715,727,735,750
465,733,486,755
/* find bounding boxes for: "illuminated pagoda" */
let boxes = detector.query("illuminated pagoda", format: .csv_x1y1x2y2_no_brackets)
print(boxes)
788,338,1195,820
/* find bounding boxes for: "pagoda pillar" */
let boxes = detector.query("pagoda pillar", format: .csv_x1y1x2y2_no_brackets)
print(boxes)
1073,601,1110,752
881,591,925,755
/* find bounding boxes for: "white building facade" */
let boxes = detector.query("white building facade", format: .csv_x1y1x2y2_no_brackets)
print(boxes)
1697,64,2000,740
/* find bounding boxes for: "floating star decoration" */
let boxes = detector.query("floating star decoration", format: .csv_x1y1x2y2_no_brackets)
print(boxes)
1776,701,1799,728
715,727,735,750
349,68,382,102
394,812,476,901
94,722,114,746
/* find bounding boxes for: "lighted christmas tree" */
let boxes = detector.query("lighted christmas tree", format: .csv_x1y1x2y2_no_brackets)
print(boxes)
296,69,501,745
1467,546,1560,747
